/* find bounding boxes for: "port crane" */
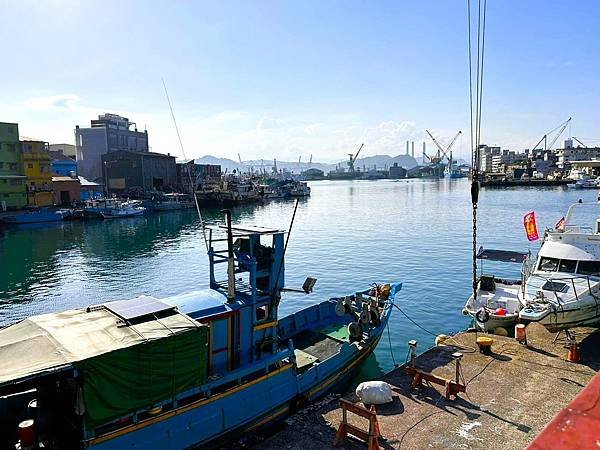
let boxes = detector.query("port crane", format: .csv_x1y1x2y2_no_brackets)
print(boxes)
425,130,462,164
309,154,313,168
572,137,587,148
238,153,244,174
348,144,364,172
531,117,572,151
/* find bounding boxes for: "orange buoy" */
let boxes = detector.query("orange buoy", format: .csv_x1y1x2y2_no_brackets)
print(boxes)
567,343,580,363
494,307,507,316
515,324,527,342
18,419,36,447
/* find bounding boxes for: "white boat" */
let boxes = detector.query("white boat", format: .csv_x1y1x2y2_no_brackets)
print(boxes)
100,200,146,218
566,178,599,189
463,249,530,332
519,202,600,332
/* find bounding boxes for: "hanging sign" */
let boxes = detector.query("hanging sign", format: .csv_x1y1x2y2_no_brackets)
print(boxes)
524,211,539,241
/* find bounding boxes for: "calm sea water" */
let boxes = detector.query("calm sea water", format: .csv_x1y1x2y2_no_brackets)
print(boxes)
0,179,596,376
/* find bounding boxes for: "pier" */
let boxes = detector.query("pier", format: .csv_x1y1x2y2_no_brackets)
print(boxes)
252,323,599,449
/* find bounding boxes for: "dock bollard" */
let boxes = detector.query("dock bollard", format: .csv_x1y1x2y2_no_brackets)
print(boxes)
408,340,417,367
452,352,463,383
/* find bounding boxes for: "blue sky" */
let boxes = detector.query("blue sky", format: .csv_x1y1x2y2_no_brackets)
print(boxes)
1,0,598,162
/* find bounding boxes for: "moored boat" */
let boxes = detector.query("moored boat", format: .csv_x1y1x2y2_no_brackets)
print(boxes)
463,248,529,332
100,200,146,219
0,215,400,449
0,207,70,224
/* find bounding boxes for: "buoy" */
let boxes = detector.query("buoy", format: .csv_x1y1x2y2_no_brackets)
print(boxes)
515,324,527,342
494,307,507,316
567,343,580,363
18,419,36,447
494,326,508,336
476,336,494,355
435,334,450,345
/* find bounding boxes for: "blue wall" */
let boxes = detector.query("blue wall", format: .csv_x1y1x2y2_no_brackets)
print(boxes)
52,159,77,176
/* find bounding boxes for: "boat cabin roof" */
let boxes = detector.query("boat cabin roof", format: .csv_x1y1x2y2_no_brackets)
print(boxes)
0,296,200,388
477,248,528,263
213,224,284,236
163,289,232,320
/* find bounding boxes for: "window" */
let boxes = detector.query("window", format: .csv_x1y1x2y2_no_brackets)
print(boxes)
256,304,269,321
6,143,15,152
7,127,13,134
541,280,569,293
538,257,559,271
558,259,577,273
577,261,600,277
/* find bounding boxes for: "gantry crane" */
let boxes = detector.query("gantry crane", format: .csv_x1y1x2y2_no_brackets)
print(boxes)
531,118,572,151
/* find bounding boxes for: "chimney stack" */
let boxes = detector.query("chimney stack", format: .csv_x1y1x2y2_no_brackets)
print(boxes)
411,141,415,158
406,141,409,155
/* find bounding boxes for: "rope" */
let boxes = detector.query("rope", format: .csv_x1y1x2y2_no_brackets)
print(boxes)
162,78,209,251
386,320,398,367
392,303,438,336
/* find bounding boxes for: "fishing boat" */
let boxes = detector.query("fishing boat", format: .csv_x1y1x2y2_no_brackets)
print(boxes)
0,213,401,449
519,202,600,332
566,178,599,189
288,181,311,197
0,207,71,224
154,193,195,211
100,200,146,219
83,198,120,219
463,248,530,332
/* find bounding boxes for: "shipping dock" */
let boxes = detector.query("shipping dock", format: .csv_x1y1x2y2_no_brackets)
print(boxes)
251,323,600,449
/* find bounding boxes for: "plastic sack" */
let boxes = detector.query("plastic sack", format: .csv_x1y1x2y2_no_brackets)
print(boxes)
355,381,393,405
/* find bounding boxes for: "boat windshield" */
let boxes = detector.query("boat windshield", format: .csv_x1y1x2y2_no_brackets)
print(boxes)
537,257,600,277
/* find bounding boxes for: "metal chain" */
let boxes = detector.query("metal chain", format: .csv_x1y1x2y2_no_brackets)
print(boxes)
472,200,478,299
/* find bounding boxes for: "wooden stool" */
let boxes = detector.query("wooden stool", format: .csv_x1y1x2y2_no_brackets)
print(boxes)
334,398,381,450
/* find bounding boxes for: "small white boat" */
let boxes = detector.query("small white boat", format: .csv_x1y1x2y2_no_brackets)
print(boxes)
463,249,529,333
154,193,195,211
566,178,599,189
100,200,146,219
519,202,600,332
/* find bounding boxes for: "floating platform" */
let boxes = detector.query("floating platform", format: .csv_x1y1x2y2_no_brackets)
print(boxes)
251,323,600,449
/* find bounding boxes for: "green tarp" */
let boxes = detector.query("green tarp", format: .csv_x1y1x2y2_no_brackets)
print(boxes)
77,326,209,428
320,323,349,342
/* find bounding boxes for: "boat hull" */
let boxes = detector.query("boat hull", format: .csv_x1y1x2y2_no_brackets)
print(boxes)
88,292,395,450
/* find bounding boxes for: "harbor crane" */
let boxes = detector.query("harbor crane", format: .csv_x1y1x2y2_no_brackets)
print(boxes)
531,117,572,151
348,144,364,172
572,137,587,148
309,154,313,168
238,153,244,174
425,130,462,163
298,155,302,174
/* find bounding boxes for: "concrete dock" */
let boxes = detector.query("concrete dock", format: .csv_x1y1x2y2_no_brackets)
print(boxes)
252,324,600,449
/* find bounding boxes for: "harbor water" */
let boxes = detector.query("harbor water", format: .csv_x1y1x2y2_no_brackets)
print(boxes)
0,179,596,377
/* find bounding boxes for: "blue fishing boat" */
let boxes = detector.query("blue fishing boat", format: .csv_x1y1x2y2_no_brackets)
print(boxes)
0,212,400,449
0,207,70,224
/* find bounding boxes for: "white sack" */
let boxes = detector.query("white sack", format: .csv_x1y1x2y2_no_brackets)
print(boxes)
355,381,393,404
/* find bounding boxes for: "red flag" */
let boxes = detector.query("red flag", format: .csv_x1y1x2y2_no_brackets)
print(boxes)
555,217,565,231
524,211,539,241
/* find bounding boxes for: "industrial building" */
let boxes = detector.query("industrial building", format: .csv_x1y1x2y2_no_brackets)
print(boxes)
176,161,222,192
0,122,26,210
76,113,149,183
52,175,81,206
102,150,176,194
50,151,77,176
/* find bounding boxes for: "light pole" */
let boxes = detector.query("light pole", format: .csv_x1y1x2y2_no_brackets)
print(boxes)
104,161,109,198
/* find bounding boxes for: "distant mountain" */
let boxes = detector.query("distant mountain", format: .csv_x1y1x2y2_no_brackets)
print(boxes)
193,153,421,174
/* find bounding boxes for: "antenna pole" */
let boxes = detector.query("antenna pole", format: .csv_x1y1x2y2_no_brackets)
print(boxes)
273,199,300,300
222,209,235,303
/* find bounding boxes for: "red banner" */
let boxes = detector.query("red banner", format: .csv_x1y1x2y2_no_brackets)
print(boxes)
524,211,539,241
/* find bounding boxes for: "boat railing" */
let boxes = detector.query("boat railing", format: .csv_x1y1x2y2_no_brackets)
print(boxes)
525,272,599,311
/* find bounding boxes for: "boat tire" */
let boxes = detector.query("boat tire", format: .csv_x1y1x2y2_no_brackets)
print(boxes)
476,307,490,323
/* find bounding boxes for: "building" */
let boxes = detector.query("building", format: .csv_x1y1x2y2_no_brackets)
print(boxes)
22,140,53,206
176,161,222,192
478,145,501,173
301,167,325,181
102,150,176,194
78,176,104,201
0,122,26,210
76,113,149,182
388,163,407,179
49,143,76,159
52,175,81,206
50,151,77,176
555,145,600,170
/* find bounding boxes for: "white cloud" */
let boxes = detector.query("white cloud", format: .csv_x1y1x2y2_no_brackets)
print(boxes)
23,94,82,110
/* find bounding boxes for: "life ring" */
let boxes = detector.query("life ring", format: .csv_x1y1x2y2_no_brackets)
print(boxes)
475,307,490,323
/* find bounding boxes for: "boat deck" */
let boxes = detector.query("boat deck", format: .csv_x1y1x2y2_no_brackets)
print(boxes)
252,323,600,449
291,327,347,372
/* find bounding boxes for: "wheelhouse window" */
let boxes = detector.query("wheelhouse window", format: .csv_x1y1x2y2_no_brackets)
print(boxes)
538,257,559,272
558,259,577,273
577,261,600,277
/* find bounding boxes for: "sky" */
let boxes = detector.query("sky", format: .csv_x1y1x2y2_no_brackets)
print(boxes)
0,0,599,163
